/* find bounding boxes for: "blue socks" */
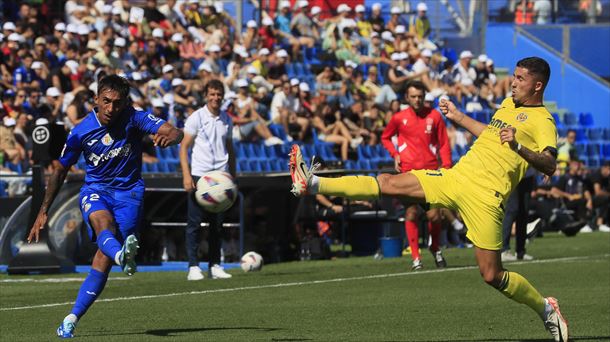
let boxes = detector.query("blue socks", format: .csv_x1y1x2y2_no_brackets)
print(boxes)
97,229,122,265
70,269,108,318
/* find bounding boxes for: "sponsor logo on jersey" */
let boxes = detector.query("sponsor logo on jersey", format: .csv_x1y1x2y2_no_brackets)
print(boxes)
402,119,408,126
101,133,114,146
83,203,91,212
88,143,132,166
87,139,98,146
516,112,528,122
147,113,162,124
425,118,433,134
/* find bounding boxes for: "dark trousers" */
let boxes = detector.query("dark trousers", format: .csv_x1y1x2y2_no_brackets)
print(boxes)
186,175,223,267
502,176,534,256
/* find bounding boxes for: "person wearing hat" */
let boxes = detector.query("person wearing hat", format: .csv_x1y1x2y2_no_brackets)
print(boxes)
0,116,26,164
243,20,262,53
387,6,405,32
267,49,289,87
250,48,270,78
452,50,476,86
231,79,283,146
159,64,175,93
352,5,371,39
93,39,123,70
143,0,174,32
291,0,320,42
368,3,385,33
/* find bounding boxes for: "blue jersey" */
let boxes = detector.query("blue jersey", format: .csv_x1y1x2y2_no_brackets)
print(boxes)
59,107,166,190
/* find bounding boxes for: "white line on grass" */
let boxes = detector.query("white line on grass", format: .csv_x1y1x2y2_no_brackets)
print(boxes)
1,254,607,312
0,277,130,284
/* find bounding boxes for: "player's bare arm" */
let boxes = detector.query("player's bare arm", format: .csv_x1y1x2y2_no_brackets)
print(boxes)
439,99,487,137
179,132,195,191
500,127,556,177
27,160,69,243
153,122,183,147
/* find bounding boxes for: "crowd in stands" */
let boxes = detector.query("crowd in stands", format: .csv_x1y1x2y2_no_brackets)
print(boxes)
0,1,608,239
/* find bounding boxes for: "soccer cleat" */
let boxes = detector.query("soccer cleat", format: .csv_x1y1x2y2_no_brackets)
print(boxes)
187,266,204,281
289,145,319,197
501,250,517,262
544,297,569,342
119,235,139,276
209,264,232,279
411,258,423,271
433,250,447,268
57,321,76,339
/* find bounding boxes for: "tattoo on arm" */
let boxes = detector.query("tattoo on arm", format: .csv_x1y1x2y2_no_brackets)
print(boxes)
517,147,556,177
40,162,68,213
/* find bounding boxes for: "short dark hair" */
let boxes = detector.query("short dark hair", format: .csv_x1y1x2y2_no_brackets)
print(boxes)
406,80,427,94
567,129,576,135
204,79,225,96
97,74,130,99
516,57,551,89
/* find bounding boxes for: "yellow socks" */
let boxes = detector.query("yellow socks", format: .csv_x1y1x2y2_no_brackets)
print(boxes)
499,271,546,318
317,176,381,200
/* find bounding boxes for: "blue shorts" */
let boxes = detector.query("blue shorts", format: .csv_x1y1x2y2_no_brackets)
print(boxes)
79,185,144,243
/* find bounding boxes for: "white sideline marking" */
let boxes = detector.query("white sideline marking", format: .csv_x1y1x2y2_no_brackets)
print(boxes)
0,277,130,284
1,254,607,312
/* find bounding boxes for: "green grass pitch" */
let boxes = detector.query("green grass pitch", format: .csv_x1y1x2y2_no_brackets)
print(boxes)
1,232,608,341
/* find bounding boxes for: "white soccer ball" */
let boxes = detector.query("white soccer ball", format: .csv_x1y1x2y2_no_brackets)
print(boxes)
194,171,237,213
240,251,263,272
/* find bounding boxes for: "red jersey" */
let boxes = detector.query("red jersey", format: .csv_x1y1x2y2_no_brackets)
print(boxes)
381,107,452,172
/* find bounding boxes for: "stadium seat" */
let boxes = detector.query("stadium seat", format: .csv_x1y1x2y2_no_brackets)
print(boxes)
579,112,594,127
358,159,371,170
557,128,568,138
603,128,610,141
586,128,603,142
574,128,588,143
248,160,261,172
588,157,600,168
0,181,7,197
551,113,563,128
6,162,22,174
563,112,578,127
238,159,249,172
602,143,610,159
587,143,601,158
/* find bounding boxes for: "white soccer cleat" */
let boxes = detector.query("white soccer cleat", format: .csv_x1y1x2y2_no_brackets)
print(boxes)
501,250,517,262
544,297,569,342
210,264,232,279
187,266,205,281
411,258,423,271
119,235,139,276
289,145,319,197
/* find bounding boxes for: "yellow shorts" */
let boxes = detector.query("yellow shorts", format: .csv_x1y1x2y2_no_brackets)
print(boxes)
411,168,505,250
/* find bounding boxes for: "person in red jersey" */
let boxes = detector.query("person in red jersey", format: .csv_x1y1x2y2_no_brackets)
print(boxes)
381,81,452,270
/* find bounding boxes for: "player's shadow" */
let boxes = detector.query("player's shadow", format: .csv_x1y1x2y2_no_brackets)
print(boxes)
145,326,280,337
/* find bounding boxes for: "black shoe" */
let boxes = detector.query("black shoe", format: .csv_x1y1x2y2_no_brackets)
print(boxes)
433,250,447,268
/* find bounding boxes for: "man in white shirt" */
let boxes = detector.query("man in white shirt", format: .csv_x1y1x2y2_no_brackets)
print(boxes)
452,50,477,84
270,80,300,138
180,79,235,281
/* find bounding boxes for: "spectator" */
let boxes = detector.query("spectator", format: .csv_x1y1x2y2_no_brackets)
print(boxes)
590,160,610,232
311,103,351,160
501,171,536,262
533,0,552,24
290,1,319,44
557,129,577,172
552,160,593,231
0,117,26,164
65,90,94,128
231,80,282,146
368,3,385,33
410,2,436,50
44,87,65,121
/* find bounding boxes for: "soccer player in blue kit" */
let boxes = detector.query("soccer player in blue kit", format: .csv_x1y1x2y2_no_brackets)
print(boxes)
27,75,183,338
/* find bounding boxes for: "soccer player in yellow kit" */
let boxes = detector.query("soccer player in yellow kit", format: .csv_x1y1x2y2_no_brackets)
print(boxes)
290,57,568,341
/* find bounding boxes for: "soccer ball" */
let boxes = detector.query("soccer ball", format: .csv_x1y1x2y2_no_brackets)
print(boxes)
240,251,263,272
194,171,237,213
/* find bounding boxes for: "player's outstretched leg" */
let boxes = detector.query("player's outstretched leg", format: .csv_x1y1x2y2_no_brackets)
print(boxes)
57,251,112,338
476,248,568,342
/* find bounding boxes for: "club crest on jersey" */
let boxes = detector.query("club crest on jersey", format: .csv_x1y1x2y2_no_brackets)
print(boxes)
101,133,114,146
425,118,433,134
516,113,528,122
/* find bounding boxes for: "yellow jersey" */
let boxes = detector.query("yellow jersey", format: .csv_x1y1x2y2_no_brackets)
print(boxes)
454,98,557,199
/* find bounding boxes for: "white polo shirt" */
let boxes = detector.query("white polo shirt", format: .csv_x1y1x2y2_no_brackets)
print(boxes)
183,104,233,176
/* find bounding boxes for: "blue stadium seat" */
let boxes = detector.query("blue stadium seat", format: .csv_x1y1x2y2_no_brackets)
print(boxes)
238,159,249,172
563,112,578,127
574,128,588,143
575,143,586,158
358,160,371,170
248,160,261,172
557,128,568,138
603,128,610,141
588,157,600,169
586,128,603,142
285,63,296,78
579,112,594,127
551,113,563,128
0,181,7,197
259,160,272,172
344,160,357,170
602,143,610,159
587,143,601,158
6,162,22,174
